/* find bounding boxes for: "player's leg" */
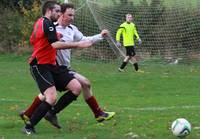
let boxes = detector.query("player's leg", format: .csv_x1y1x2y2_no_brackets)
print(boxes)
118,56,130,72
131,56,144,73
133,56,144,73
74,72,115,122
44,67,81,128
22,65,56,135
49,78,81,115
23,86,56,134
19,94,45,124
74,73,102,115
118,47,132,72
45,79,81,128
131,56,139,71
130,46,144,73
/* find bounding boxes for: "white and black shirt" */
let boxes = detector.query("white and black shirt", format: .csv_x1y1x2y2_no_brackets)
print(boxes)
56,24,103,67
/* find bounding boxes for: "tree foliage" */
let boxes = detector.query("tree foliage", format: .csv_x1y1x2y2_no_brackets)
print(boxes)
0,0,200,59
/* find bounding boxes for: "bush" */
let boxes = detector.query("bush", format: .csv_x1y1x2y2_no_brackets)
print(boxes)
20,0,41,47
0,0,40,53
0,5,23,53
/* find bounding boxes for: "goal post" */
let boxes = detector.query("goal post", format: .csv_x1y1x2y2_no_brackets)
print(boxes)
86,0,128,61
69,0,200,64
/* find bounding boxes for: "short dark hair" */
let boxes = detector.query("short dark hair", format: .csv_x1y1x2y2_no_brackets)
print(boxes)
60,3,74,14
42,0,59,15
125,13,132,17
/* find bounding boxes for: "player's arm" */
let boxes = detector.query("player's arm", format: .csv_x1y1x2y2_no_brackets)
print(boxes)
115,27,124,42
133,25,142,45
74,25,108,43
81,29,108,43
133,26,140,40
115,27,124,47
43,20,93,49
134,32,140,40
116,26,124,47
52,40,93,49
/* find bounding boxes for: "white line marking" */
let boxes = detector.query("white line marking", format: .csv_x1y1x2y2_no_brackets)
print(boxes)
1,98,200,111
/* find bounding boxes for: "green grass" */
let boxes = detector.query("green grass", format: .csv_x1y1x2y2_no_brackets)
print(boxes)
0,54,200,139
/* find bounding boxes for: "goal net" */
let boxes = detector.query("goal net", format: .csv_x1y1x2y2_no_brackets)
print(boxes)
69,0,200,64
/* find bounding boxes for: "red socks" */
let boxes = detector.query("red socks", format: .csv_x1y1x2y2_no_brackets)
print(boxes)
24,96,42,118
24,95,102,118
86,96,102,117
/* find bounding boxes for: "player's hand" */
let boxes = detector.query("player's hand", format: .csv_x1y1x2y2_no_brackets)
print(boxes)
138,38,142,45
77,40,93,48
100,29,109,38
116,42,121,47
57,33,63,40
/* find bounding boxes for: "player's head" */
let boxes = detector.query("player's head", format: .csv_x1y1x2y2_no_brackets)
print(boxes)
59,3,75,26
42,1,61,22
125,13,133,23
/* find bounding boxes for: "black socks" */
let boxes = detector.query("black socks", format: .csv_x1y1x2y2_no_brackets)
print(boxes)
30,101,51,126
50,91,77,115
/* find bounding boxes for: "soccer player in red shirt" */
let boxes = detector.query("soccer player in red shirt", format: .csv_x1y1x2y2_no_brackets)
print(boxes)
20,3,115,130
22,1,93,135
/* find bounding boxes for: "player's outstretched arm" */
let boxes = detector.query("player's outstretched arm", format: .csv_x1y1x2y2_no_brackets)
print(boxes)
51,40,93,50
79,29,109,44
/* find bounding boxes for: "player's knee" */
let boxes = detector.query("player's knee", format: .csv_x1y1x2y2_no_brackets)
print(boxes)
44,86,57,105
38,93,45,101
67,79,83,96
81,78,91,89
45,95,57,105
73,83,82,96
70,82,82,96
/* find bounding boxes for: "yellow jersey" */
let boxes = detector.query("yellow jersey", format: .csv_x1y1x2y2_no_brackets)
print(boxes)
116,22,140,47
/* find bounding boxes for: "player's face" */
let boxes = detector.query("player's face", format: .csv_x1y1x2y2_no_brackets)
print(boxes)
126,14,133,22
62,8,75,26
50,4,61,22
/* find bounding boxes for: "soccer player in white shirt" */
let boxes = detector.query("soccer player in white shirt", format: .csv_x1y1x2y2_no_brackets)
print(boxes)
20,3,115,129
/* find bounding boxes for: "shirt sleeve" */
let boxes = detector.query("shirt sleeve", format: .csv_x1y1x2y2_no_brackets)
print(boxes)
81,34,103,43
73,26,103,43
43,18,58,44
116,25,124,42
133,24,140,40
73,26,84,41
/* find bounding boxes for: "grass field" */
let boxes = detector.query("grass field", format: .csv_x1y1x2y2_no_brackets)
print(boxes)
0,54,200,139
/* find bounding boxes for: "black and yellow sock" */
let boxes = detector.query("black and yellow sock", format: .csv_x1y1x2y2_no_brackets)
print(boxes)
120,62,128,69
133,63,139,71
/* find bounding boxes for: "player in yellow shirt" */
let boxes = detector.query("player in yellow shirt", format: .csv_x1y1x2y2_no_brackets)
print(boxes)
116,13,143,73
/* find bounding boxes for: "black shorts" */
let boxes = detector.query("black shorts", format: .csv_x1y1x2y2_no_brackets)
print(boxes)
30,64,74,93
125,46,136,56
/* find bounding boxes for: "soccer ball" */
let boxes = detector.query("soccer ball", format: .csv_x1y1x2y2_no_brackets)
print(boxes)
171,118,191,137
